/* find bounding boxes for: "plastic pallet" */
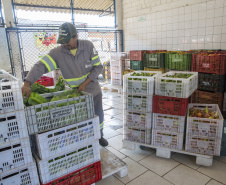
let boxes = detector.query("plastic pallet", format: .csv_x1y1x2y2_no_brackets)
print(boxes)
35,140,100,184
31,116,100,160
129,50,146,61
192,54,226,75
0,162,39,185
155,71,198,98
165,53,192,71
152,113,185,133
0,70,24,114
153,95,189,116
190,90,224,111
123,71,161,95
25,91,95,134
186,104,224,138
36,76,54,87
123,126,151,144
144,67,165,74
124,110,152,129
124,94,153,112
185,135,221,156
143,53,165,68
152,129,184,150
198,73,225,92
42,161,102,185
0,138,33,172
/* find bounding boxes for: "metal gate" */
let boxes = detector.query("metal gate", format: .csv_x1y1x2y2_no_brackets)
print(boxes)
6,28,123,85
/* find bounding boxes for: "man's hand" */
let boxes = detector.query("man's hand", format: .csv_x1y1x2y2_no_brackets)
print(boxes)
77,78,91,92
22,81,31,98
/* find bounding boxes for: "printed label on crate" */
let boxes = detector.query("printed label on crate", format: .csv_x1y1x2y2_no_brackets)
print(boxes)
202,81,211,86
150,58,158,61
172,59,182,62
51,107,75,119
202,63,212,68
200,94,211,99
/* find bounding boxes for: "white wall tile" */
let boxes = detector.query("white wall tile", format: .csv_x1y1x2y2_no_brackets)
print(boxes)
214,25,222,34
214,17,223,25
215,8,224,17
206,26,214,35
212,34,222,42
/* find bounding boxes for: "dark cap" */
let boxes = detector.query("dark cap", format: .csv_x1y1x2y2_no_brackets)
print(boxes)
57,23,77,44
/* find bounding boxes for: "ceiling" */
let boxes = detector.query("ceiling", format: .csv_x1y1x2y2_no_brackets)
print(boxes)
13,0,114,16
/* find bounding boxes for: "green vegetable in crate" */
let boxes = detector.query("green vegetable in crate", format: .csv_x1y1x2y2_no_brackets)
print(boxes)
49,76,65,92
27,92,48,106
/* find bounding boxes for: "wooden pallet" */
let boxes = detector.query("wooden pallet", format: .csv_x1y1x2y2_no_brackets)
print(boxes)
102,84,123,94
122,140,213,166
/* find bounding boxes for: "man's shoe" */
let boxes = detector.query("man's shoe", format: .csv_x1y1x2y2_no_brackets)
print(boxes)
99,137,108,147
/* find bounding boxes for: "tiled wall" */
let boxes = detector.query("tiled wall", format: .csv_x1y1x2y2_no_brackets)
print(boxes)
0,28,11,72
122,0,226,51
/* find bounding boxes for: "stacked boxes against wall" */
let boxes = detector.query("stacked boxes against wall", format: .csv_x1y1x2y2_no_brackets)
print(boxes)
191,52,226,118
129,51,146,70
153,71,198,150
0,70,39,185
165,51,192,72
143,50,166,73
185,104,224,155
123,71,161,144
110,52,129,86
25,90,101,184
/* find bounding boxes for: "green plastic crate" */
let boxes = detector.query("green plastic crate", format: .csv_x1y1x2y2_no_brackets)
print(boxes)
165,53,192,71
130,60,144,70
143,53,165,68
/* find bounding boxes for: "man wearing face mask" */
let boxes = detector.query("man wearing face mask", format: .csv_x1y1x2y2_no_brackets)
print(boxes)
21,22,108,147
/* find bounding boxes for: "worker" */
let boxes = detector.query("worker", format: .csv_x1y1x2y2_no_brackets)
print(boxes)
21,22,108,147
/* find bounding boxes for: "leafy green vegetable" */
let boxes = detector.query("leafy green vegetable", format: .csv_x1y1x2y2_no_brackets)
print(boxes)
27,92,48,106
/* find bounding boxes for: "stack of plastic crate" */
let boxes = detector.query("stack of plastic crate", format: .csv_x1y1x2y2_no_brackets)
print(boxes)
25,90,102,184
123,71,161,144
191,52,226,115
110,52,129,86
185,104,224,155
165,52,192,72
129,50,146,70
153,71,198,150
0,70,39,185
144,50,166,73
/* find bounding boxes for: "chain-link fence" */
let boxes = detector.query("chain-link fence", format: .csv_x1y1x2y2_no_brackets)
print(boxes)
12,0,115,28
6,28,123,85
0,0,4,26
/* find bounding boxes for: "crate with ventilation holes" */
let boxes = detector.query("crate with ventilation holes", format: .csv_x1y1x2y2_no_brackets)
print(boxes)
0,162,39,185
35,140,100,184
0,138,33,172
0,70,24,114
0,110,28,145
30,116,100,160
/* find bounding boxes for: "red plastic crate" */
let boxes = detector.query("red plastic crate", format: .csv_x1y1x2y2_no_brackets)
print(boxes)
153,95,189,116
36,76,54,86
191,54,226,74
43,161,102,185
129,50,146,61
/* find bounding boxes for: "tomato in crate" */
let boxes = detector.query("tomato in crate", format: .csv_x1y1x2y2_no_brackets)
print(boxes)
36,76,54,86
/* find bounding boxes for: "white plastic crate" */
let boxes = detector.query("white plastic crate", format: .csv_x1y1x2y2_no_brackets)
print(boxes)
35,140,100,184
31,116,100,159
110,52,128,61
0,162,39,185
0,138,33,172
124,94,153,112
25,91,95,134
152,129,184,150
152,113,185,133
123,71,162,95
125,59,130,70
123,110,152,129
155,71,198,98
186,104,223,138
0,70,24,114
185,135,221,156
0,111,28,145
123,126,151,144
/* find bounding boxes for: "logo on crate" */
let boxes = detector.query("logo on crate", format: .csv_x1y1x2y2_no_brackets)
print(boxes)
51,107,75,119
202,81,211,86
172,59,182,62
202,63,212,68
150,58,158,61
